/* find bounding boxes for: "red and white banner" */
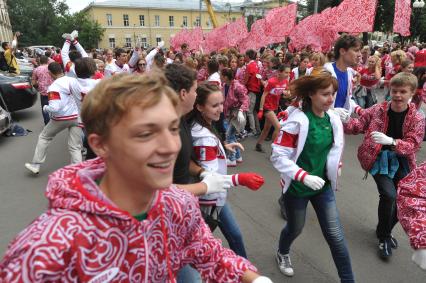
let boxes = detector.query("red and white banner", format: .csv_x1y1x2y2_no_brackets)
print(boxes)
239,19,283,52
335,0,377,33
264,4,297,37
393,0,412,36
201,25,228,53
226,17,249,47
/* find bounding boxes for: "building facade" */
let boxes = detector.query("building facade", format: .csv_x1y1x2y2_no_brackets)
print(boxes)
0,0,13,42
85,0,244,49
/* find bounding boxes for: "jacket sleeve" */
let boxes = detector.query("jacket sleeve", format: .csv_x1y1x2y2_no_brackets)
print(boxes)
343,105,375,135
397,162,426,249
0,213,68,282
61,40,71,69
180,196,257,281
192,136,220,173
394,112,425,156
235,82,249,111
145,48,158,70
72,40,88,58
128,50,140,69
44,91,63,113
270,120,309,182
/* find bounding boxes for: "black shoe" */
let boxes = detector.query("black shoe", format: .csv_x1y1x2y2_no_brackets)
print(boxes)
390,235,398,249
278,195,287,220
378,239,392,259
255,143,265,152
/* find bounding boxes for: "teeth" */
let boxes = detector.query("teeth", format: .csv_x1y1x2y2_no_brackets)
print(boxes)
150,162,170,168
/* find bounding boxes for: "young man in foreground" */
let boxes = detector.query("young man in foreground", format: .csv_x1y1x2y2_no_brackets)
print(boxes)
1,72,272,283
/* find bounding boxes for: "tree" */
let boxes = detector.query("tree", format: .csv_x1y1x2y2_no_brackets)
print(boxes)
6,0,104,49
306,0,342,15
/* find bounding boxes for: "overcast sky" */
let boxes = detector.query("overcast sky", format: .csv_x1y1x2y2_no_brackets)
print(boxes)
64,0,290,14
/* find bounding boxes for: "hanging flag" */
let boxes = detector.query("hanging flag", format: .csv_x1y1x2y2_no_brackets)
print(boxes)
335,0,378,33
170,27,204,51
226,17,249,47
264,4,297,37
393,0,412,36
201,25,228,53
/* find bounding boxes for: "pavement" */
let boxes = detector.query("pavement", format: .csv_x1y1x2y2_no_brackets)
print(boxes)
0,97,425,282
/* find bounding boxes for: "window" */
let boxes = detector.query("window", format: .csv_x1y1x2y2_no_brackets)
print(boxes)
154,15,160,26
125,37,132,47
183,16,188,27
195,17,201,27
141,37,147,48
169,16,174,27
106,14,112,26
123,14,129,26
109,38,115,48
139,15,145,26
206,19,211,27
156,37,162,45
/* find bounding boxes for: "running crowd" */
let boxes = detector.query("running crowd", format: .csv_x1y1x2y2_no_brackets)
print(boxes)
0,30,426,282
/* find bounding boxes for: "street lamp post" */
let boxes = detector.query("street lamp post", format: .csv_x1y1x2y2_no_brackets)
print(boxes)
412,0,425,41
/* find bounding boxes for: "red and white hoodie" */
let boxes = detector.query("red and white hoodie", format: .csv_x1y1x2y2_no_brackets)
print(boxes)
44,76,79,121
397,161,426,249
0,158,256,282
191,122,227,207
61,39,88,78
69,78,100,125
271,108,344,193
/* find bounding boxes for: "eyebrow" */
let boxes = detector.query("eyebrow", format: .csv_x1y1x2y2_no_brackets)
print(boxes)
131,119,179,129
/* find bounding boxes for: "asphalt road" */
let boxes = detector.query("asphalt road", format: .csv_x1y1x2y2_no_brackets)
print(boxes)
0,99,425,282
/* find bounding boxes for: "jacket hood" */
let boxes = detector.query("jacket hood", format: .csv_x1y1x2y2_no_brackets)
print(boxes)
45,158,141,221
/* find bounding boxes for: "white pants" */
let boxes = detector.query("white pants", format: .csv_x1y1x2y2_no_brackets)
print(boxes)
32,119,82,165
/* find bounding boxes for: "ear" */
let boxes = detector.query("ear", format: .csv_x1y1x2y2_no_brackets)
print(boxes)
88,133,109,159
196,103,203,113
179,88,187,102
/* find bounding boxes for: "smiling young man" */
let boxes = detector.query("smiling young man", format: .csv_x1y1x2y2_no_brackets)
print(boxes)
104,48,139,77
336,72,425,260
1,72,272,283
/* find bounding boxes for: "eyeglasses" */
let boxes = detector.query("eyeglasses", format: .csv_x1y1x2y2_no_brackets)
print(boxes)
138,63,146,66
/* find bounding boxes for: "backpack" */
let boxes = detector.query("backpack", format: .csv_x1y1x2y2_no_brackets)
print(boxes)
0,51,16,73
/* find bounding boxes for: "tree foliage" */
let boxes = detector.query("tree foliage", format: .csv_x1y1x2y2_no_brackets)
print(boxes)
6,0,104,49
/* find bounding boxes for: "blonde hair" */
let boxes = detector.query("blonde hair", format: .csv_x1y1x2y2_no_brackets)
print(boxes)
390,50,406,64
81,72,178,139
310,52,326,67
390,72,418,91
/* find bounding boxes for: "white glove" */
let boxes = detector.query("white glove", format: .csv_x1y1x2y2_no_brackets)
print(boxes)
303,175,325,191
42,105,49,114
70,30,79,41
252,276,273,283
201,173,228,194
371,131,394,145
157,40,165,48
236,110,245,125
412,249,426,270
62,33,72,40
255,74,262,79
136,38,142,49
334,108,350,123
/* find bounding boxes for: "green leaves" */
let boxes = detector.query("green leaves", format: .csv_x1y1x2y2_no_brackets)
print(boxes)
6,0,104,49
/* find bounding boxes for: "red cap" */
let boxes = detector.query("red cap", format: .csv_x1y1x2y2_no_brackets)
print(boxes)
414,50,426,67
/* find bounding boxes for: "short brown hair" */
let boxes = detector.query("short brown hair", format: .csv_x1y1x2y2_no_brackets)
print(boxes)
390,72,418,91
82,72,178,139
290,73,338,112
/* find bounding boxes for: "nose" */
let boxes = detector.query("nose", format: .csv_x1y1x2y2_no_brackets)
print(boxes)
157,131,181,155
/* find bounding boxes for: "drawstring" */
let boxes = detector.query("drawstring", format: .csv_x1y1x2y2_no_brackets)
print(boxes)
159,202,174,282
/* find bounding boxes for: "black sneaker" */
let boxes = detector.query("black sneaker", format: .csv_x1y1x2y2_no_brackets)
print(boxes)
378,239,392,259
255,143,265,152
390,235,398,249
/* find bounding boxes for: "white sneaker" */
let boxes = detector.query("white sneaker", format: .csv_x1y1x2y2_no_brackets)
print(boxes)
276,251,294,277
25,163,40,174
227,159,237,167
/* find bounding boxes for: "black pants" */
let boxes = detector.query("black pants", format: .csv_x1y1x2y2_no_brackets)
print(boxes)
372,163,408,240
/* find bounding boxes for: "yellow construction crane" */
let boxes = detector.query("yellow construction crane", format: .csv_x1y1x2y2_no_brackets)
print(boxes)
204,0,219,28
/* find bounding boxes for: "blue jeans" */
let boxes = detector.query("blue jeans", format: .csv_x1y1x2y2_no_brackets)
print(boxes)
279,187,354,283
225,122,241,162
176,265,201,283
218,203,247,258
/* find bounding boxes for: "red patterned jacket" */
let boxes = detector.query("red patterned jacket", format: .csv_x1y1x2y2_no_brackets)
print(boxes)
223,79,249,118
0,158,256,282
397,162,426,249
344,102,425,172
